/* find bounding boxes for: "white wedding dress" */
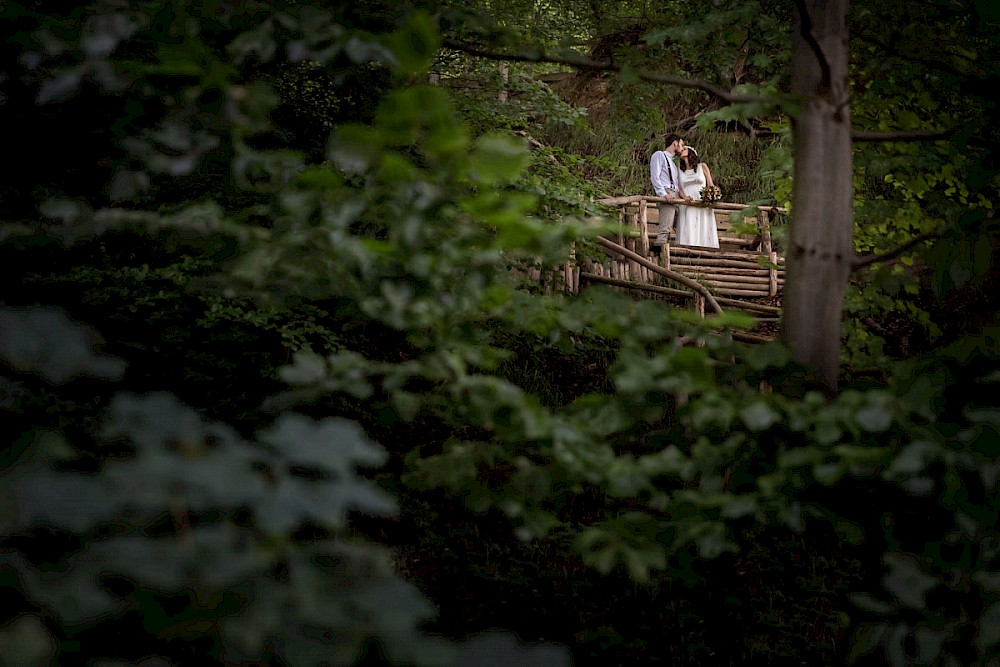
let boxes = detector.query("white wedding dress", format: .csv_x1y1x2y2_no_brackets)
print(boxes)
676,164,719,248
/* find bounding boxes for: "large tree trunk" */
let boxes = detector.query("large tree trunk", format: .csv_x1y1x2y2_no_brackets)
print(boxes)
781,0,853,394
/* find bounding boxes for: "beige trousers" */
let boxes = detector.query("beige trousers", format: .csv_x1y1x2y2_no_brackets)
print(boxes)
656,200,678,246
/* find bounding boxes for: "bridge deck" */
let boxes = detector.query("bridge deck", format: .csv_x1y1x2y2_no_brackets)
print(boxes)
574,196,786,311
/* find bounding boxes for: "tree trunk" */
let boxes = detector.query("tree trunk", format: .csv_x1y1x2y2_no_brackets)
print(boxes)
781,0,853,394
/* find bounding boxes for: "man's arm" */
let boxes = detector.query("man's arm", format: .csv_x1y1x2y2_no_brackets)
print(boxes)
650,151,666,196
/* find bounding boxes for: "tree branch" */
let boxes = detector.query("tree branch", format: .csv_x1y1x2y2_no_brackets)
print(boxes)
851,230,941,270
443,40,980,147
851,129,953,142
792,0,833,94
441,40,774,106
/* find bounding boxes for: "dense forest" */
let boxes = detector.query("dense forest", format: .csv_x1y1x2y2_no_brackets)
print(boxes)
2,0,1000,665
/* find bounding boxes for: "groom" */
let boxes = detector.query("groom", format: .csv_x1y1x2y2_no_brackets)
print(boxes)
649,133,692,250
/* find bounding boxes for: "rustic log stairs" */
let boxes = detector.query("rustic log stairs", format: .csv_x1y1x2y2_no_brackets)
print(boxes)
540,195,787,342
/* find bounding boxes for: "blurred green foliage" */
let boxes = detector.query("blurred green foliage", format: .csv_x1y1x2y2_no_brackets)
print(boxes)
1,1,1000,666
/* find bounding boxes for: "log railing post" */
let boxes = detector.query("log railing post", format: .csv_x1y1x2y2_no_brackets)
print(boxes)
498,62,509,102
638,199,650,283
626,206,640,282
693,291,705,318
761,210,778,297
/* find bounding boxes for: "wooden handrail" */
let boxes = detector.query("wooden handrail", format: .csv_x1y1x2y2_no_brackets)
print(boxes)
597,194,787,216
596,237,724,315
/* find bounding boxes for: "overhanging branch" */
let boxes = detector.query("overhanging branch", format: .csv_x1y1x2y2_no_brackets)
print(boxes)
442,40,773,106
443,41,982,146
851,230,941,270
851,129,953,142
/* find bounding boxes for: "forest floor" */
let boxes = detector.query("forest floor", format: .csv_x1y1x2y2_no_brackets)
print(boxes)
354,486,862,666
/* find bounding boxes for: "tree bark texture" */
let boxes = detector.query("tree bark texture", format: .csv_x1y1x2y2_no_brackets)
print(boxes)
781,0,853,393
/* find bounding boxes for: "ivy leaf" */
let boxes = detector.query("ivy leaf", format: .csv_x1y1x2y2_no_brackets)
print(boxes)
855,392,894,432
741,401,779,431
0,308,125,384
254,473,396,533
0,615,57,667
3,463,113,533
888,440,940,476
90,527,272,591
259,414,387,472
36,69,83,104
882,553,938,609
279,350,328,385
103,393,265,512
2,553,124,625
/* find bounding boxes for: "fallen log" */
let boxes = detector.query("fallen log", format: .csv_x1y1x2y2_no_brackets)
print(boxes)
579,273,690,298
715,298,782,314
712,287,771,298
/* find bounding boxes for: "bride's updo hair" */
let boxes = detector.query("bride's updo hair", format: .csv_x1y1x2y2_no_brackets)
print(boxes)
680,146,700,171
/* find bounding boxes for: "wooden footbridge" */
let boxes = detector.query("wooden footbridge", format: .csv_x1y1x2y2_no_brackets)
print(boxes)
531,195,787,339
528,195,786,342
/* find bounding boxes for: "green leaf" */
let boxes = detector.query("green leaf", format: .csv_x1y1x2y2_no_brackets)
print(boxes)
849,623,889,662
468,134,530,185
0,615,57,667
279,350,328,384
387,11,440,75
4,463,114,533
882,553,938,609
0,307,125,384
3,554,123,625
741,401,779,431
719,495,757,519
888,440,939,476
260,414,387,472
855,393,894,432
976,602,1000,652
344,36,395,65
90,527,272,590
327,125,384,174
849,592,893,615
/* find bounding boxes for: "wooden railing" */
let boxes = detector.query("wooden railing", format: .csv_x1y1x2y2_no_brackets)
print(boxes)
511,195,786,330
577,196,786,304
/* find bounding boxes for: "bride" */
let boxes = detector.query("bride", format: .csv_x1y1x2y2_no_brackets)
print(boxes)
676,146,720,249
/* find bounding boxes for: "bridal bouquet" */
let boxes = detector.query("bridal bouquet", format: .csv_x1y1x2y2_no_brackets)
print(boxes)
701,185,722,202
